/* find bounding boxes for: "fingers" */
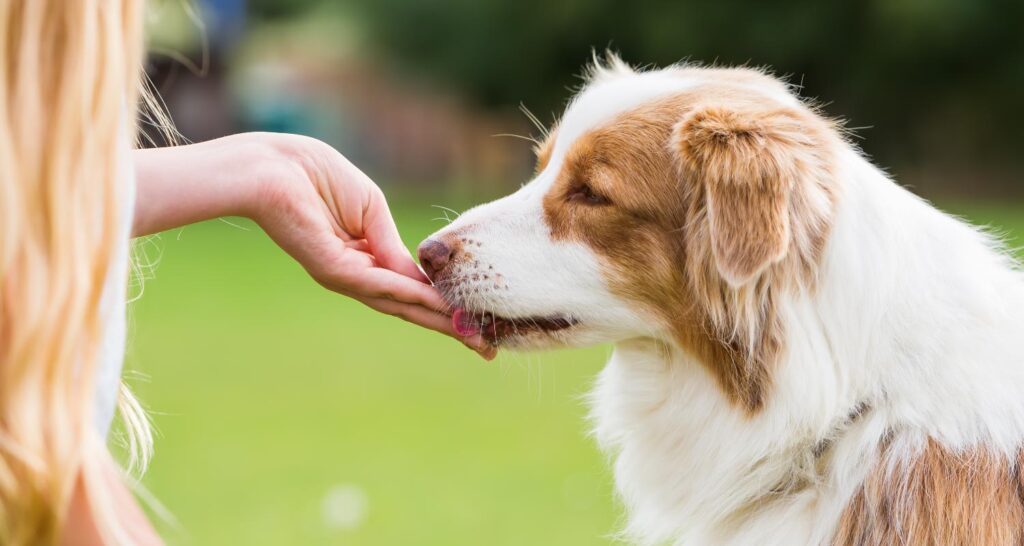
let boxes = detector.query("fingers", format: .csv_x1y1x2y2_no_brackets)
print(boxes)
353,296,496,360
327,264,449,311
314,147,425,282
296,146,493,358
310,251,496,360
362,189,430,283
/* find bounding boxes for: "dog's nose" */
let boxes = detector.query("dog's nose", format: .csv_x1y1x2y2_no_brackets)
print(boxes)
417,239,454,282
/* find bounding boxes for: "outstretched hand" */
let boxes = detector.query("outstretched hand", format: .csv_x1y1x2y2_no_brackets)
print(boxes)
254,135,496,359
133,133,496,359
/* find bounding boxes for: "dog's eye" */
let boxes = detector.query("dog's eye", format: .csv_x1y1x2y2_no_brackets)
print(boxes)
567,183,610,206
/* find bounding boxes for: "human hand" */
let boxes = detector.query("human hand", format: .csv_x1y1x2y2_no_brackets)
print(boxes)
133,133,496,359
250,134,497,359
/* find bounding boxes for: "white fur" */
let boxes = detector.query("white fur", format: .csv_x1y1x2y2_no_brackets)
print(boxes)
426,64,1024,545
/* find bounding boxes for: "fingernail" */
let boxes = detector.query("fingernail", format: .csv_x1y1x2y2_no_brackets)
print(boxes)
462,335,496,361
474,344,497,361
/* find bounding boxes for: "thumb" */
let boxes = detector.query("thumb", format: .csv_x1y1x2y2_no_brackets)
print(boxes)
363,188,429,283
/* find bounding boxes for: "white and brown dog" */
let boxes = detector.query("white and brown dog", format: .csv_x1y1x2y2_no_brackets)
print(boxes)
418,56,1024,546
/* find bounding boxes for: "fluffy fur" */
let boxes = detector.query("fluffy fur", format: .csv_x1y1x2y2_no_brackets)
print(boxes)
419,57,1024,545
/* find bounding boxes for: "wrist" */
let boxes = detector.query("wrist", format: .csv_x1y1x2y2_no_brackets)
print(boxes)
132,132,321,237
241,133,323,225
133,140,260,236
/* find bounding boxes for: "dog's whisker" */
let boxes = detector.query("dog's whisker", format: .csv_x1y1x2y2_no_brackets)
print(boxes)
492,133,540,145
519,103,550,139
430,204,461,225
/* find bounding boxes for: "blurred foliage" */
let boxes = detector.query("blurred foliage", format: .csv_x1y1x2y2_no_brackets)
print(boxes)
247,0,321,19
270,0,1024,180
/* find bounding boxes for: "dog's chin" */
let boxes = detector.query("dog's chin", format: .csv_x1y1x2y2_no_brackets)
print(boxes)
450,307,581,349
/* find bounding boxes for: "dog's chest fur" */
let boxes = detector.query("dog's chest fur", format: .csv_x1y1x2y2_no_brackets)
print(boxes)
591,336,1024,546
591,340,852,546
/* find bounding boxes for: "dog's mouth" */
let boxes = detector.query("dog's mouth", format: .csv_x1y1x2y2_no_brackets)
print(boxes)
451,308,577,345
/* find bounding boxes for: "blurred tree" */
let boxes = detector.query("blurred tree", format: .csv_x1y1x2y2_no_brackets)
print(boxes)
248,0,321,19
259,0,1024,191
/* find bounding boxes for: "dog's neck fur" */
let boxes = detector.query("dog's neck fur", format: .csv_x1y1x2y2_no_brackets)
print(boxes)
591,150,1024,546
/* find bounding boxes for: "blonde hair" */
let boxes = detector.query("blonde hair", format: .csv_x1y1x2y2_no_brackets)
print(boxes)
0,0,155,543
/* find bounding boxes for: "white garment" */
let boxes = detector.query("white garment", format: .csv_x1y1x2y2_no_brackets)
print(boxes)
93,132,135,436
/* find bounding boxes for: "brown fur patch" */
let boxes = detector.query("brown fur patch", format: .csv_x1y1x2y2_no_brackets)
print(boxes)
678,106,797,284
833,439,1024,546
540,74,839,412
533,128,557,174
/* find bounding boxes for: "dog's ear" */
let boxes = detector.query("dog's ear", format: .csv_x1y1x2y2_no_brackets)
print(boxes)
673,103,817,286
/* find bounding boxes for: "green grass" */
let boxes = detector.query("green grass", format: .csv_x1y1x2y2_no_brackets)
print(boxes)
124,198,1023,545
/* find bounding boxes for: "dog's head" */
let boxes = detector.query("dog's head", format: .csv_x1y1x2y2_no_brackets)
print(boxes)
419,58,841,411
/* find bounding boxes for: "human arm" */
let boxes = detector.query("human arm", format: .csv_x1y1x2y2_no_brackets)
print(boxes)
133,133,493,358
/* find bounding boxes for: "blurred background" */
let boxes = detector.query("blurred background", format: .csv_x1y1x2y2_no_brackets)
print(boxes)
126,0,1024,544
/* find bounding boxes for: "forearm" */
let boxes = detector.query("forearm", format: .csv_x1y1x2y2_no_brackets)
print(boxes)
132,135,283,237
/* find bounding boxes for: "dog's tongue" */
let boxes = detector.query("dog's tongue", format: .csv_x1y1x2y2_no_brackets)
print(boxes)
452,308,481,337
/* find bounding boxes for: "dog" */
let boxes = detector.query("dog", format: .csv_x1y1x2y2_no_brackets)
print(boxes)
417,56,1024,545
